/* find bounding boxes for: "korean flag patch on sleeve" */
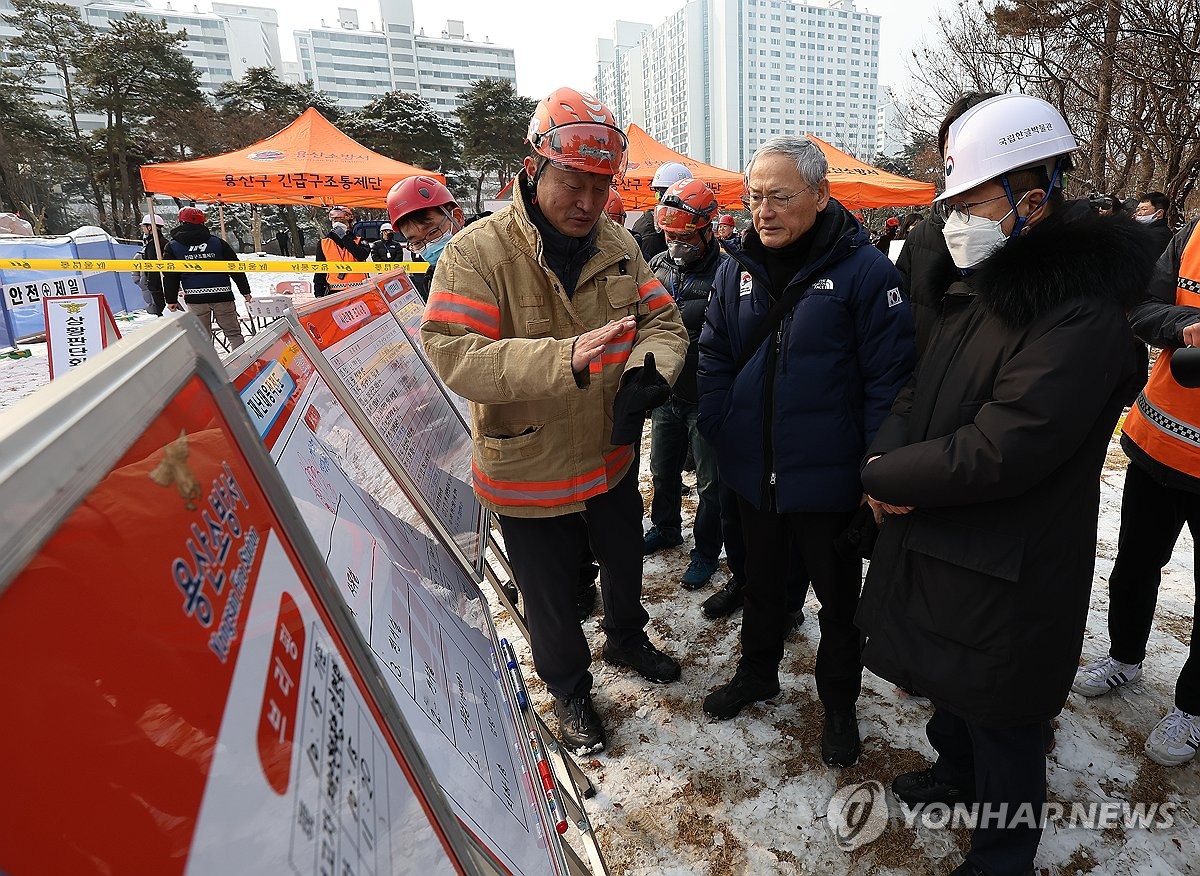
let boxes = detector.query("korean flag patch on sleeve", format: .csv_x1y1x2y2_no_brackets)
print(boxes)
740,271,754,296
886,287,903,308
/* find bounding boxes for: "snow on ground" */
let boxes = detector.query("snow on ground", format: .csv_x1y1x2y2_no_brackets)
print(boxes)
2,260,1196,874
487,435,1198,875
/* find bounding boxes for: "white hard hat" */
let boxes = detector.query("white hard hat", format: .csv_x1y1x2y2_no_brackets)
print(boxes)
651,162,694,190
937,93,1078,202
140,213,165,225
380,222,393,232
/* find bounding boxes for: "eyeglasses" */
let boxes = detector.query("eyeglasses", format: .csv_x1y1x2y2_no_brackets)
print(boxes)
740,187,813,211
937,193,1017,221
405,213,450,250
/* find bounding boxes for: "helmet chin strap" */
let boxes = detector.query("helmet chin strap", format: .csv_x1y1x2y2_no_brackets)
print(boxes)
999,156,1065,243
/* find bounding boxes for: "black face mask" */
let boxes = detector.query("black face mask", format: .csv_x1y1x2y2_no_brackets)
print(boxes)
667,239,703,266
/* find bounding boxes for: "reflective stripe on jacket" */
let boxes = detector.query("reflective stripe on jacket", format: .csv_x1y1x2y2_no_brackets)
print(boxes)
419,177,688,518
1123,220,1200,481
319,235,369,292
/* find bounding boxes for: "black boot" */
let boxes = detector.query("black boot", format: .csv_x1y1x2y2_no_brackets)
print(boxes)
603,637,681,683
554,694,606,755
701,577,744,619
891,767,976,808
821,707,861,767
703,670,780,720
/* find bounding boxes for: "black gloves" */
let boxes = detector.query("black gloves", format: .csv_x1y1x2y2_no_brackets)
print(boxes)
834,501,879,560
611,352,671,445
1171,347,1200,388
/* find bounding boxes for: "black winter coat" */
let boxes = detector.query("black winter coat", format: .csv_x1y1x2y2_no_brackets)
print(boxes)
631,210,667,261
648,241,726,403
856,210,1153,726
894,210,953,359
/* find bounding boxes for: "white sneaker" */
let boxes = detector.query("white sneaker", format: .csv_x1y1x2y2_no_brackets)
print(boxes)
1145,707,1200,766
1072,656,1143,697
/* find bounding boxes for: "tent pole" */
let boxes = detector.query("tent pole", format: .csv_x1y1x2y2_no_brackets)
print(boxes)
145,196,164,259
218,203,227,241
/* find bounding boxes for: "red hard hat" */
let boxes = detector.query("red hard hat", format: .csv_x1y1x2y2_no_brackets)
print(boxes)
526,87,627,176
886,216,900,228
718,214,736,227
178,206,206,224
387,176,456,225
605,187,626,223
654,178,719,233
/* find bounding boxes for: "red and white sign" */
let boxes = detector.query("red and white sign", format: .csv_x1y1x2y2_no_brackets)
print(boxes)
43,292,121,379
0,376,466,876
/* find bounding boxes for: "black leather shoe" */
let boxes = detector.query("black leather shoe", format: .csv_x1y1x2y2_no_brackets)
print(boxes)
703,670,781,720
822,707,861,767
553,695,606,755
701,577,744,619
891,767,976,808
603,638,681,683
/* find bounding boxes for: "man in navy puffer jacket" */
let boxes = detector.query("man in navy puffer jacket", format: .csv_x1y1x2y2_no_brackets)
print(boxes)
697,136,914,767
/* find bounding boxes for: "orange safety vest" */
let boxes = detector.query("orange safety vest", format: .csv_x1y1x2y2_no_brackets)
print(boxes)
1122,223,1200,478
319,236,368,292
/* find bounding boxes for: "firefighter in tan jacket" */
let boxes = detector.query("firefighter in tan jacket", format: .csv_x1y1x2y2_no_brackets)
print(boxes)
421,88,688,754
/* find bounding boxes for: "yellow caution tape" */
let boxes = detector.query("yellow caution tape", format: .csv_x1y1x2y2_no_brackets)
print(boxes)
0,259,429,274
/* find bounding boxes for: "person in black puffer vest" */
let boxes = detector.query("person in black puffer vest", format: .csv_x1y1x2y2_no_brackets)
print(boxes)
642,179,727,591
164,207,252,349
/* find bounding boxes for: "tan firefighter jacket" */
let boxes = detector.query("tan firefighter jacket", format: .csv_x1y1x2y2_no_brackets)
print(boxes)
420,181,688,518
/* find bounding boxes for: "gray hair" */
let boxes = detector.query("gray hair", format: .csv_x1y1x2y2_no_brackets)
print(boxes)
745,136,828,188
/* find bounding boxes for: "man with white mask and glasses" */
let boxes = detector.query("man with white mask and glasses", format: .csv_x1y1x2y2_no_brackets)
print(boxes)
855,94,1155,876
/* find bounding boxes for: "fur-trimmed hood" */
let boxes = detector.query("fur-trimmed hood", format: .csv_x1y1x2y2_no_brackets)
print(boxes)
971,208,1157,328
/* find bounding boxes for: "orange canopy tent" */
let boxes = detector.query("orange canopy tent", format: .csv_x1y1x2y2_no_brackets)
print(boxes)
810,136,936,209
616,124,934,211
617,124,744,210
139,108,444,208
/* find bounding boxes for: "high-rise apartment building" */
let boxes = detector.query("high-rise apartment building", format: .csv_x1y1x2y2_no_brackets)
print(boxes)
596,0,881,170
875,86,904,158
295,0,516,117
0,0,280,129
595,21,652,130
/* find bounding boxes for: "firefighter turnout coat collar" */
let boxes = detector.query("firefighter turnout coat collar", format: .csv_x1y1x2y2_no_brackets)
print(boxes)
419,174,689,518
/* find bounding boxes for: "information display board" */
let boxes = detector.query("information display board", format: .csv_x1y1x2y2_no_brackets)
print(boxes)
373,269,471,429
293,286,485,570
227,322,561,876
0,320,481,876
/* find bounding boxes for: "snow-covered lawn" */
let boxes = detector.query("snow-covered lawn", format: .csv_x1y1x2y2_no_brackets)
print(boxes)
2,258,1195,875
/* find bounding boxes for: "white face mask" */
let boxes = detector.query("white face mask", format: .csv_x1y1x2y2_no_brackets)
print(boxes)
941,193,1028,269
1134,213,1159,225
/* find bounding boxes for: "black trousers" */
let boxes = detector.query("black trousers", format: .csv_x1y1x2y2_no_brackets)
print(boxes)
721,482,811,611
928,707,1048,876
1108,462,1200,713
497,469,650,701
736,495,861,708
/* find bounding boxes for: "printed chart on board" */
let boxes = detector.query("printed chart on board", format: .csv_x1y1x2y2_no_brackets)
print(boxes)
374,270,471,427
0,375,463,876
296,288,485,570
231,328,556,876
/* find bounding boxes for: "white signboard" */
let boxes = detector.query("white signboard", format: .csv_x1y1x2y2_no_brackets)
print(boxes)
228,326,558,876
43,293,121,378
